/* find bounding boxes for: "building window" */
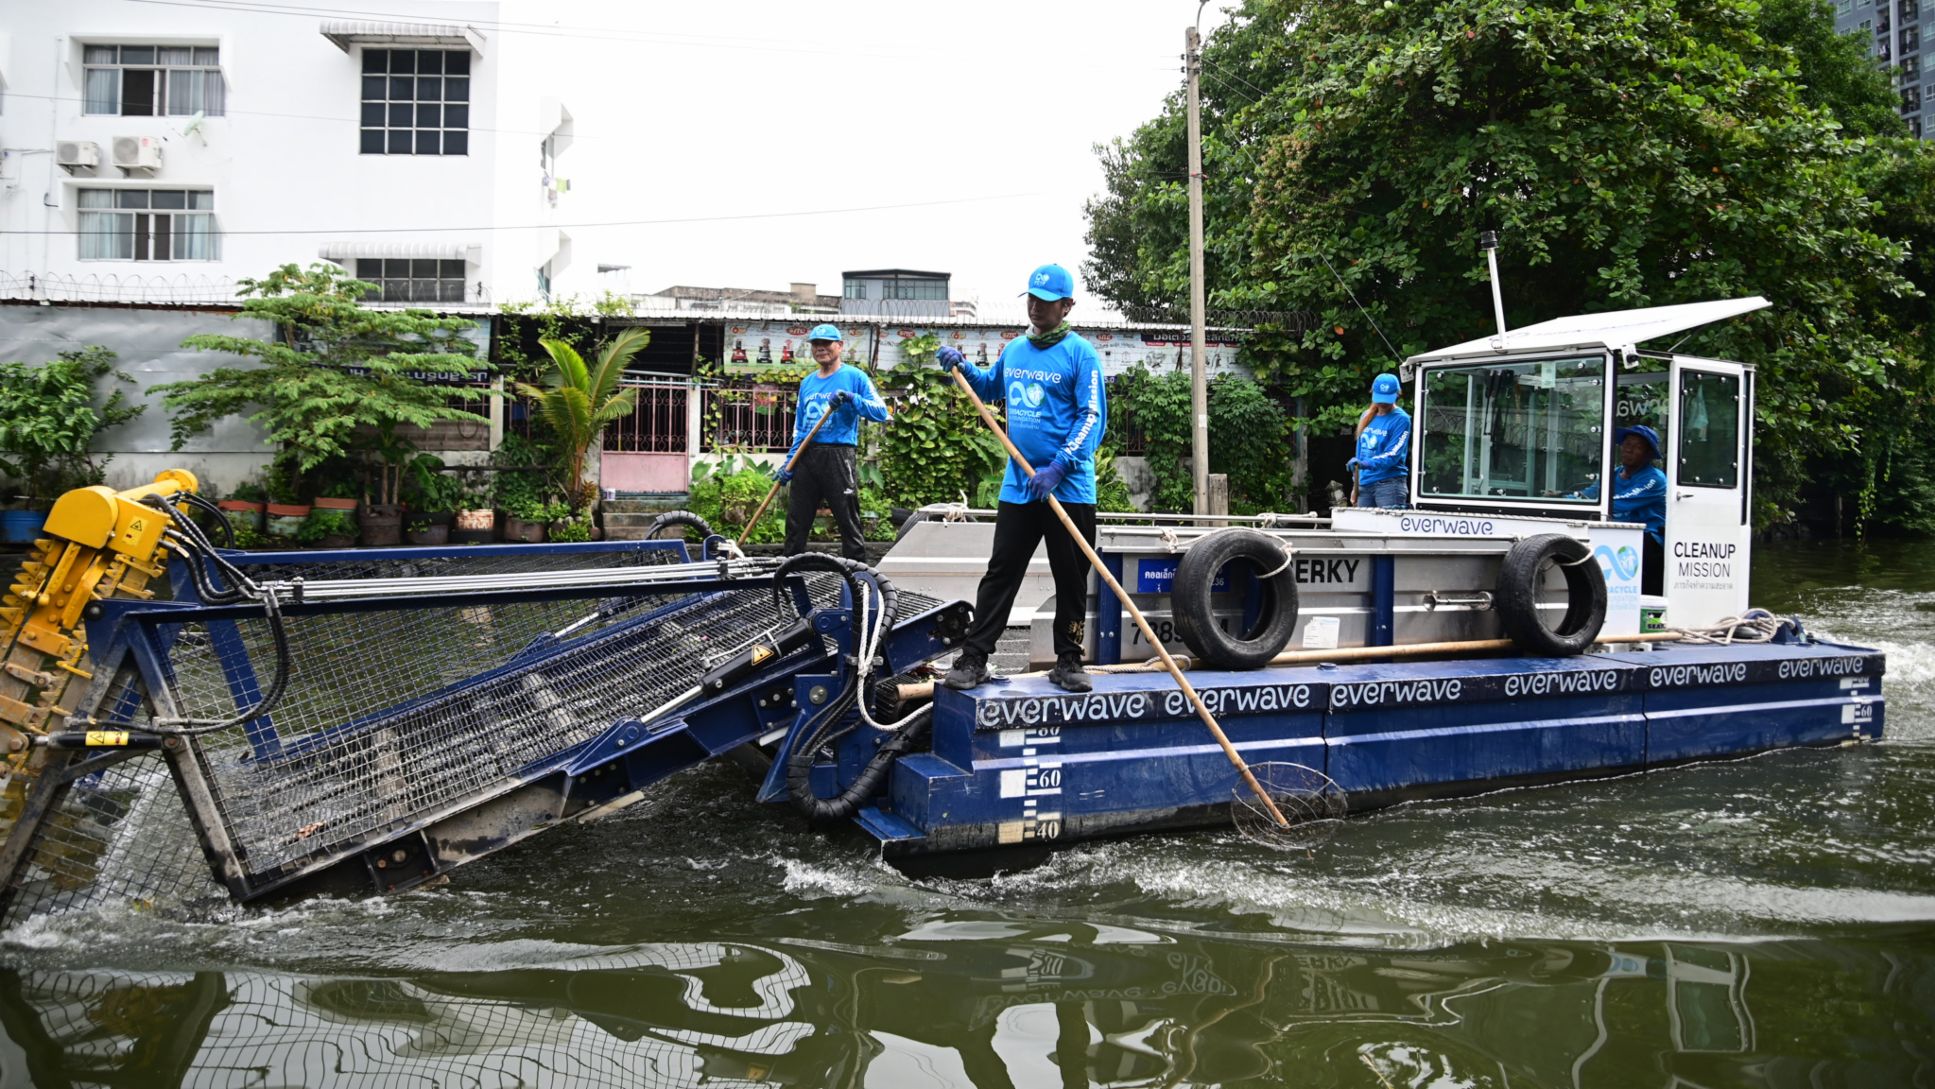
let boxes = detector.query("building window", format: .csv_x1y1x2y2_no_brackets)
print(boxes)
355,258,466,302
1836,0,1853,12
1906,0,1920,23
359,49,470,155
1906,85,1923,112
843,281,867,300
77,188,217,260
1904,55,1922,82
1912,116,1925,137
884,279,948,301
1904,26,1920,52
83,45,224,116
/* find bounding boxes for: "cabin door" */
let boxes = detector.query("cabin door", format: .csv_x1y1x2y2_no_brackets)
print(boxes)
1664,357,1752,626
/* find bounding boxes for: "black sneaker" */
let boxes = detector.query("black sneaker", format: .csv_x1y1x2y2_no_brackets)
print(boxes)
1048,654,1092,693
943,652,992,691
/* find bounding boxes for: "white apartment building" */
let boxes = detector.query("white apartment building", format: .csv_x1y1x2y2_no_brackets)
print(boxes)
0,0,576,308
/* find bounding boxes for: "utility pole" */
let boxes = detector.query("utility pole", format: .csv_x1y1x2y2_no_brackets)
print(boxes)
1185,17,1210,515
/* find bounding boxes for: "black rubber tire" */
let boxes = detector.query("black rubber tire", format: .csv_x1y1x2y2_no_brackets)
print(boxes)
893,507,928,543
645,510,714,541
1494,533,1608,656
1170,528,1300,670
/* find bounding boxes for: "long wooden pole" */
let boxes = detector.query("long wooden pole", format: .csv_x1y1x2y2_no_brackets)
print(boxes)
736,406,836,550
948,367,1290,828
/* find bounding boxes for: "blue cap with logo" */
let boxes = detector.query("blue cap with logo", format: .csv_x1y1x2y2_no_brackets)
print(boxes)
1614,424,1661,459
807,323,843,343
1370,373,1402,404
1021,263,1075,301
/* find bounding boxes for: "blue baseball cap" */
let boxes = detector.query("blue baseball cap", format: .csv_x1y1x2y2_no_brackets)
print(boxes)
1614,424,1661,459
1370,373,1401,404
807,323,843,342
1021,263,1074,301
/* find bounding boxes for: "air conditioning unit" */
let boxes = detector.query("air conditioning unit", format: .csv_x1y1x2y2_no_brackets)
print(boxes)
55,140,101,173
111,135,162,175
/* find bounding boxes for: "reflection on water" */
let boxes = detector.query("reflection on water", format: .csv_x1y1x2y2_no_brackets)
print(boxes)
4,928,1931,1088
1,539,1932,1088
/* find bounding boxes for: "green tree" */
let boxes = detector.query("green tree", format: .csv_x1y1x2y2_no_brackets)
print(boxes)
0,346,144,501
1085,0,1933,528
158,263,488,505
873,333,1009,509
516,328,649,511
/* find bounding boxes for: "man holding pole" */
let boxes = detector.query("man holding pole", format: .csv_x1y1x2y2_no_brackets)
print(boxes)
935,264,1106,693
776,323,890,561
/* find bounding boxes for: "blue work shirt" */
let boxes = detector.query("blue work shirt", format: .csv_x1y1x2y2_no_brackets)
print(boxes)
957,333,1106,503
1353,407,1411,486
788,364,890,459
1578,464,1667,544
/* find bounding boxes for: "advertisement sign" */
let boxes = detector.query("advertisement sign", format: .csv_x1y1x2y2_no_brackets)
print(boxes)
717,321,1248,378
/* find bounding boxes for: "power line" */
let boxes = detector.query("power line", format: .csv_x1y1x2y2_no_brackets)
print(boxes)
5,191,1045,236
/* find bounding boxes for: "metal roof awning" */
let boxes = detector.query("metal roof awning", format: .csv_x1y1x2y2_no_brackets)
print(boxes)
318,241,478,261
320,21,485,53
1410,296,1771,362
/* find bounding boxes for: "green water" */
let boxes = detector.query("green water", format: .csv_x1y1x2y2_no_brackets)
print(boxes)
2,540,1930,1088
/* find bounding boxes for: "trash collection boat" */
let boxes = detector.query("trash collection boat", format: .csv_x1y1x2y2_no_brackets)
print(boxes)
0,297,1884,922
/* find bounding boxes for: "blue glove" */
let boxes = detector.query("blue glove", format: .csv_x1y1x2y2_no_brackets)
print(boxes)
828,390,853,409
1345,457,1360,473
1027,460,1068,502
936,347,965,370
772,464,794,485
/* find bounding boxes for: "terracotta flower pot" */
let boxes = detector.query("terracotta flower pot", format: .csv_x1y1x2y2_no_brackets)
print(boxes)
313,497,358,512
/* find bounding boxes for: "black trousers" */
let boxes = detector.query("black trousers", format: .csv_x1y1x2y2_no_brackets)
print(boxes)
963,499,1097,661
1643,535,1664,596
783,443,869,562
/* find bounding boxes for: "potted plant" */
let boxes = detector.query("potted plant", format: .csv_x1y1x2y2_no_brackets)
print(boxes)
217,479,269,532
400,452,460,537
264,461,311,536
502,497,564,543
548,504,595,543
405,513,451,546
297,507,357,549
452,482,496,544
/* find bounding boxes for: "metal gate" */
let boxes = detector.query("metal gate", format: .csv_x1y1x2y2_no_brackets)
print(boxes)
600,379,691,493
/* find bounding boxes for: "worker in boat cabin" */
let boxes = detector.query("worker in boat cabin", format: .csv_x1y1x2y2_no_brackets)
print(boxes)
934,263,1106,694
774,322,891,562
1568,424,1667,593
1348,373,1411,509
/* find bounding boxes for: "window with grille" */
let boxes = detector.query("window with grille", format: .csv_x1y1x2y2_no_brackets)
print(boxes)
77,188,217,261
83,45,224,116
359,48,470,155
355,258,467,303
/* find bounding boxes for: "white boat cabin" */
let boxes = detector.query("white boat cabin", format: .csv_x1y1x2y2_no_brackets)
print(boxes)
1333,297,1764,631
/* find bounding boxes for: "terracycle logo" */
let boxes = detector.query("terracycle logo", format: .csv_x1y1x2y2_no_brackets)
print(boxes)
1595,544,1639,581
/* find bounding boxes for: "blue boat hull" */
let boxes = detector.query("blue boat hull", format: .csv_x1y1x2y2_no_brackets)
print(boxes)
851,639,1884,867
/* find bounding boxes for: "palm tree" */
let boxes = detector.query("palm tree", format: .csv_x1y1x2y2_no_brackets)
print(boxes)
515,328,649,511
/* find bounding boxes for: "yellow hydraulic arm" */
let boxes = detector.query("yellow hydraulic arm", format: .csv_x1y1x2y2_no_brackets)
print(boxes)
0,470,199,794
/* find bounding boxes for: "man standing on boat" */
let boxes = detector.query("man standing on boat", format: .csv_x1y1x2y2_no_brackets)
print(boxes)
934,263,1106,693
1570,424,1667,593
1348,373,1411,508
775,323,890,562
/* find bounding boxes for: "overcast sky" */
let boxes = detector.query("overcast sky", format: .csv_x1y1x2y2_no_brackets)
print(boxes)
505,0,1234,316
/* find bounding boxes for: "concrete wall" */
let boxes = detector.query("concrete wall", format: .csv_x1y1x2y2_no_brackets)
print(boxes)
0,304,272,495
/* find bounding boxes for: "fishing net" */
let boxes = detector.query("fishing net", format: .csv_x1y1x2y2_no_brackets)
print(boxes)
1230,762,1347,852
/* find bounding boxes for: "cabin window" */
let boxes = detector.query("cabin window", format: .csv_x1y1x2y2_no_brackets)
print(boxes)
1418,356,1606,503
1677,370,1740,488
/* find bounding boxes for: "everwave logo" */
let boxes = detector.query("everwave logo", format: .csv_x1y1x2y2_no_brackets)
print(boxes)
1033,271,1051,286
